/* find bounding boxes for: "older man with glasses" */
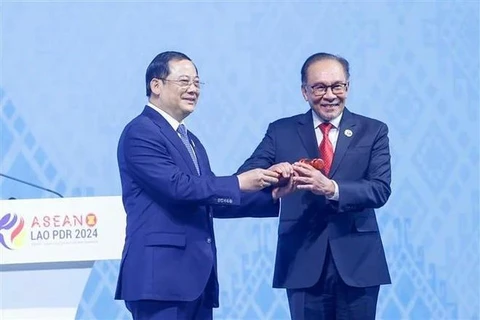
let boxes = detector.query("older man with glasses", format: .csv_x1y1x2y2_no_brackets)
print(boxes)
238,52,392,320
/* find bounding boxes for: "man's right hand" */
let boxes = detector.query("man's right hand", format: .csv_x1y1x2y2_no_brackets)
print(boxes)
268,162,294,183
269,162,297,200
237,169,279,192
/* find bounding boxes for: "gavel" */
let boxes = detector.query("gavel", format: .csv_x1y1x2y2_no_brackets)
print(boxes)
275,158,325,187
298,158,325,170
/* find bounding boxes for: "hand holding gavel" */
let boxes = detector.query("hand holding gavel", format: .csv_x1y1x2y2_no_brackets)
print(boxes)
275,158,325,187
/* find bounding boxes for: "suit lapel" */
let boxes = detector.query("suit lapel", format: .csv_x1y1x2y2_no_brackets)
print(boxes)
297,110,319,159
329,108,356,177
142,106,198,175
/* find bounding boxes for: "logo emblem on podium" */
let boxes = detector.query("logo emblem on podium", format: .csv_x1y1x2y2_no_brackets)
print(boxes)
0,213,26,250
86,213,97,227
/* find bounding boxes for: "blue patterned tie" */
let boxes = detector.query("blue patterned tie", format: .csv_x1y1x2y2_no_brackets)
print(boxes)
177,124,200,175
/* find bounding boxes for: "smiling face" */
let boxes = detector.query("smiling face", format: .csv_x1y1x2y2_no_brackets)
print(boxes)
149,59,200,122
301,58,349,121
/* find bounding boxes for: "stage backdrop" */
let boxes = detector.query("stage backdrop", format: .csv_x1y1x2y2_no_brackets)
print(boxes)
1,1,479,319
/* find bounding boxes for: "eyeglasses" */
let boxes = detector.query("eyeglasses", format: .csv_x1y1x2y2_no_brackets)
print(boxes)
160,78,204,89
306,82,347,96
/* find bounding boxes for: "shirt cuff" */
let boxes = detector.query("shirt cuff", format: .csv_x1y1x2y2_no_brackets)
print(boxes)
326,180,339,201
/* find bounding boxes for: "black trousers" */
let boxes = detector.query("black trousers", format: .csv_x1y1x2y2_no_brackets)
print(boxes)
287,246,380,320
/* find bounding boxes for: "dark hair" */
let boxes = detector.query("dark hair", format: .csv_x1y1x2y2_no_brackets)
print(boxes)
300,52,350,84
145,51,196,96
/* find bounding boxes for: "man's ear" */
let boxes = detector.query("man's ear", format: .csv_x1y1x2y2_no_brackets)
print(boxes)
150,78,162,95
301,85,308,101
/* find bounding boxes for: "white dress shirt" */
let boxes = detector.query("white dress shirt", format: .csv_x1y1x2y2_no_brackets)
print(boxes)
147,102,182,132
147,102,197,155
312,110,341,201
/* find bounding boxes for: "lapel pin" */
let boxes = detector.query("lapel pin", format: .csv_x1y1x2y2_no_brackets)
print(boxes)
344,129,353,137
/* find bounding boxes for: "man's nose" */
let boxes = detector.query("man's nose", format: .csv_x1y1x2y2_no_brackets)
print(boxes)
323,87,336,100
186,83,199,94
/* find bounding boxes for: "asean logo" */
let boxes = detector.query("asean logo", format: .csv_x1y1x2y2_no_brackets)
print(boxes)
0,213,27,250
86,213,97,227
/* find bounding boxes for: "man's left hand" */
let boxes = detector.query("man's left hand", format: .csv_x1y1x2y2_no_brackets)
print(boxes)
292,162,335,197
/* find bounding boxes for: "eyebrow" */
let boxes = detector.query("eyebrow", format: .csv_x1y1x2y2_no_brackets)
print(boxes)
177,75,199,79
311,81,346,86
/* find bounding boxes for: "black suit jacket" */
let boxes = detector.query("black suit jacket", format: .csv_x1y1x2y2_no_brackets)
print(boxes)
238,108,392,289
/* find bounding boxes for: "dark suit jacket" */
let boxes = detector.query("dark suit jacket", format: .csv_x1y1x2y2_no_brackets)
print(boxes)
237,108,392,289
114,106,279,307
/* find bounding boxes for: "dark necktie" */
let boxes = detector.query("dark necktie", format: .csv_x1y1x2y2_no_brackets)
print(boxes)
177,124,200,175
319,122,334,176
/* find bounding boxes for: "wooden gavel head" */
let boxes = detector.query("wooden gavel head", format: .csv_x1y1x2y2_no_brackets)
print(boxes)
299,158,325,170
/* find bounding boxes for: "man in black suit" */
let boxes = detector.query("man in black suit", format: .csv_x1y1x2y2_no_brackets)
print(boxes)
238,52,392,319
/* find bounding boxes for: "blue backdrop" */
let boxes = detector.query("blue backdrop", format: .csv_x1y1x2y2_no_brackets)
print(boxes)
1,1,479,319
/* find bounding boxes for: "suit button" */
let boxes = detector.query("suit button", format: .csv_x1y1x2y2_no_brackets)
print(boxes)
206,237,212,244
209,212,213,218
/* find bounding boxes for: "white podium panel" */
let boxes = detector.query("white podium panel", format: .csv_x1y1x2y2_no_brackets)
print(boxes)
0,196,126,265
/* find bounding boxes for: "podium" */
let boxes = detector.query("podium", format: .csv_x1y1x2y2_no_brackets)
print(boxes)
0,196,127,320
0,196,125,265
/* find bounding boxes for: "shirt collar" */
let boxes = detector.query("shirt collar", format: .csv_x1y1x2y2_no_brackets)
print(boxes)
147,102,185,131
312,109,343,129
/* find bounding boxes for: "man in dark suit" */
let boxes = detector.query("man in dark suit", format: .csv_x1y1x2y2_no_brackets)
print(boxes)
114,51,288,320
237,52,392,319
